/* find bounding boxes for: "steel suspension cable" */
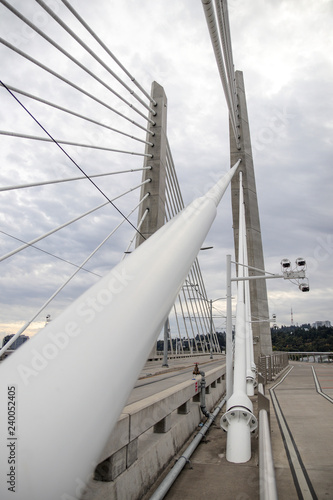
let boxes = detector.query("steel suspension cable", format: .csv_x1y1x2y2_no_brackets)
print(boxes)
0,130,152,157
0,230,102,277
0,179,151,263
201,0,240,148
1,1,155,125
122,208,149,259
220,0,238,108
60,0,157,107
214,0,238,117
165,178,209,349
0,41,153,136
166,141,185,209
0,192,150,356
166,150,218,351
177,293,200,353
166,156,219,349
0,83,153,146
0,167,151,192
186,275,209,347
0,80,148,240
33,0,156,118
164,184,206,350
173,304,188,352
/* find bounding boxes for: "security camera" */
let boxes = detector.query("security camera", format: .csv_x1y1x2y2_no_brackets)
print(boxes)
296,257,306,268
280,258,291,269
299,282,310,292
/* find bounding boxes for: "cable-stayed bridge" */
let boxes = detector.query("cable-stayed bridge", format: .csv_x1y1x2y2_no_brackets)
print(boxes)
0,2,331,500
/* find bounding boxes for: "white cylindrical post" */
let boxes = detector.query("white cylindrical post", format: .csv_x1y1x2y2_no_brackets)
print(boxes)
221,172,257,463
226,254,233,400
243,219,256,396
209,299,213,359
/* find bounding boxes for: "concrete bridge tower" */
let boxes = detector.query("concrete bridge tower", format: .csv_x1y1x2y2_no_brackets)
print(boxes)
230,71,272,359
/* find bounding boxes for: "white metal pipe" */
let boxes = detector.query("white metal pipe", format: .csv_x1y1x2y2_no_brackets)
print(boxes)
232,173,246,396
221,172,257,463
150,395,227,500
232,274,283,281
0,161,240,500
243,205,255,396
226,253,233,400
259,409,278,500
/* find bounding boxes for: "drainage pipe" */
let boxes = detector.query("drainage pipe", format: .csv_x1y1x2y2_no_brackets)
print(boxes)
199,371,212,418
149,395,227,500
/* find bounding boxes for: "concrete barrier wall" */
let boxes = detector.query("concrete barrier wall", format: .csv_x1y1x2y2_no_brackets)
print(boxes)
83,365,225,500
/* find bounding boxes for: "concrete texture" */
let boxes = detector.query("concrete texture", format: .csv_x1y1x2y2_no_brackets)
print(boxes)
135,81,167,247
230,70,272,358
153,397,260,500
271,362,333,499
144,362,333,500
83,356,226,500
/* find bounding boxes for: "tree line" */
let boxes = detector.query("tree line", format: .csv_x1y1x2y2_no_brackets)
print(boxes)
271,325,333,352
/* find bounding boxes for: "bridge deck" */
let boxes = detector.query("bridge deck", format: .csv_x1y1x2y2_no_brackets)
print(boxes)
145,361,333,500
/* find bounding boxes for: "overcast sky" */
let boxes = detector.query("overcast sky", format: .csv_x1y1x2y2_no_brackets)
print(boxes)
0,0,332,342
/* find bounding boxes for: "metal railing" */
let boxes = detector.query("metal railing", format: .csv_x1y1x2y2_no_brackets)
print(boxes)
258,352,289,385
288,352,333,362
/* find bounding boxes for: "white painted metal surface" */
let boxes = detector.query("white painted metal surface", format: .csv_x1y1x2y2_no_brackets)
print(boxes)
221,172,257,463
0,161,240,500
243,212,255,396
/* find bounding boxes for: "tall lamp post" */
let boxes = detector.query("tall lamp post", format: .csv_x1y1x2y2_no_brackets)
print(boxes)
208,298,225,359
223,253,309,463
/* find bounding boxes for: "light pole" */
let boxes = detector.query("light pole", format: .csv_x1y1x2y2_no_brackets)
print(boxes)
162,318,170,367
223,252,310,463
208,297,225,358
189,295,225,358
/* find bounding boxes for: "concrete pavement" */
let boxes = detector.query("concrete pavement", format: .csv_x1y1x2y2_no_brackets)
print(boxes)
143,361,333,500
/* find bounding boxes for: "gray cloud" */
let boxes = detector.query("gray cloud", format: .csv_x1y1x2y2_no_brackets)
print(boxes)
1,0,332,341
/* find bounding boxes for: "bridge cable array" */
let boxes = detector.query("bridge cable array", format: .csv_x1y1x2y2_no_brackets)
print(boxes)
0,0,160,344
201,0,240,148
164,141,222,355
0,0,217,356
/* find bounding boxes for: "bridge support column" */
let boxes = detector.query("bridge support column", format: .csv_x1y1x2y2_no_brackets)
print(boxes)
136,81,168,359
136,81,167,245
230,70,272,358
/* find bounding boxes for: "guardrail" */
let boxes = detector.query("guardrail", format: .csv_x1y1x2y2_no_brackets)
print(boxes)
258,352,289,385
258,378,278,500
288,352,333,362
88,365,225,499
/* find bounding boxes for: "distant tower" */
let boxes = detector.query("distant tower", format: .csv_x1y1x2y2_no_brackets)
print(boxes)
291,307,294,326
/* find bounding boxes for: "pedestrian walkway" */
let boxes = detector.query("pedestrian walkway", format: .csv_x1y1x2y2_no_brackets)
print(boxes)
270,362,333,499
145,361,333,500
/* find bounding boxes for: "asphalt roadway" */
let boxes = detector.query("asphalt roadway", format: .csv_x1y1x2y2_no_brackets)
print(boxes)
125,354,225,405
